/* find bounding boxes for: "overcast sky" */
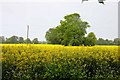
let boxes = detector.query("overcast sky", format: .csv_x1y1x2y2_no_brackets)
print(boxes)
0,0,119,41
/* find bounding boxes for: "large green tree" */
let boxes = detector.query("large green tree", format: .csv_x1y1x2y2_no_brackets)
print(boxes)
45,13,90,46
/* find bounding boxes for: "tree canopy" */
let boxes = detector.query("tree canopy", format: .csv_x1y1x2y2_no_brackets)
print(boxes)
5,36,18,44
45,13,97,46
84,32,97,46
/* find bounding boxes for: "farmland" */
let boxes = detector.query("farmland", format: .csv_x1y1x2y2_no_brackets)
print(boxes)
1,44,120,80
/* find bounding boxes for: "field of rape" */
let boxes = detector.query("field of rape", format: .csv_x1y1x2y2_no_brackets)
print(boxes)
1,44,120,80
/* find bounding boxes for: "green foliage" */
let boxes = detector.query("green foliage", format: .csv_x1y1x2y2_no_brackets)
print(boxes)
0,36,5,43
32,38,39,44
83,37,90,46
1,35,119,45
69,39,80,46
97,38,105,45
5,36,18,44
114,38,120,45
0,36,48,44
18,37,24,43
24,38,32,44
84,32,97,46
45,28,61,44
96,38,120,45
45,13,90,46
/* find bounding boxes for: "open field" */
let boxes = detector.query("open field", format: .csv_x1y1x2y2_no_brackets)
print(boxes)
1,44,120,80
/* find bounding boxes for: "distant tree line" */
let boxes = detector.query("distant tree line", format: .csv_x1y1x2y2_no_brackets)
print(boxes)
0,35,120,45
96,38,120,45
0,36,47,44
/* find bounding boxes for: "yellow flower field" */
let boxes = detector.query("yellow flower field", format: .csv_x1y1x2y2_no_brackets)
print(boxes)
1,44,120,80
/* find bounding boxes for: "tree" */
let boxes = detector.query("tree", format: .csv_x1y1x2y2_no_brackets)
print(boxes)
5,36,18,44
24,38,32,44
104,39,114,45
45,13,90,46
84,32,97,46
83,37,90,46
32,38,39,44
18,37,24,43
114,38,120,45
87,32,97,46
0,36,5,43
45,28,61,44
96,38,105,45
96,38,115,45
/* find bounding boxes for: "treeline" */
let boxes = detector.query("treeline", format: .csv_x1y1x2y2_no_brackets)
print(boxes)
96,38,120,45
0,36,47,44
0,35,120,45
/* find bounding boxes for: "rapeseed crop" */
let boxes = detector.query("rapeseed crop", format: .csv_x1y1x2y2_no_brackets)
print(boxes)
1,44,120,80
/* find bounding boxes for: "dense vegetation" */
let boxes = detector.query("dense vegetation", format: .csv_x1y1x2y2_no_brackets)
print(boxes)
0,36,47,44
97,38,120,45
0,35,120,45
1,44,120,80
45,13,97,46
